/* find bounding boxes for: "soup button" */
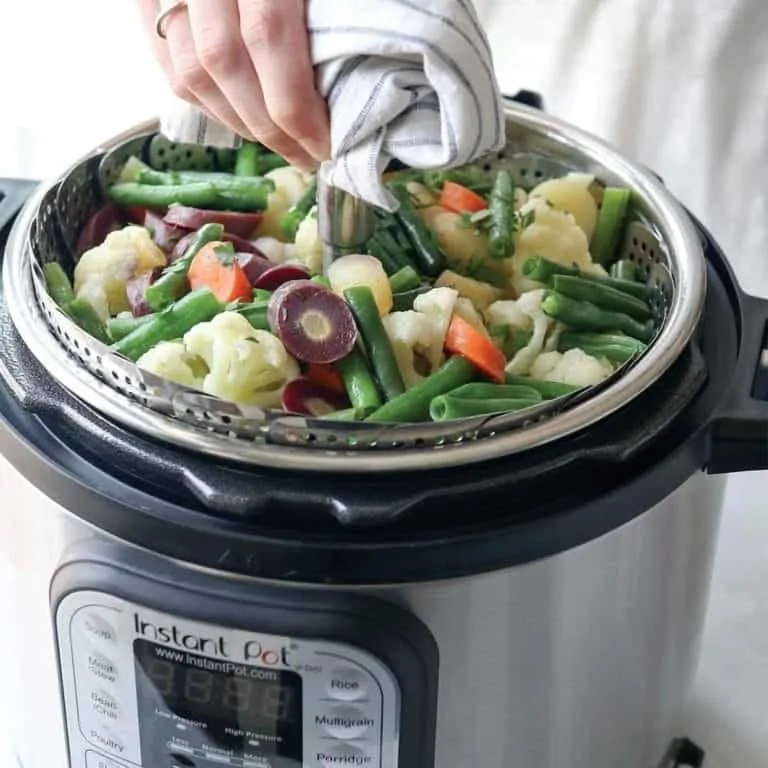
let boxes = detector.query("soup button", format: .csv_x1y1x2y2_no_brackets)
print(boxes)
326,669,367,701
316,705,375,740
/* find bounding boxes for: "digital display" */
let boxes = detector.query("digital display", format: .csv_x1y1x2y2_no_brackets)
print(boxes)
134,639,302,765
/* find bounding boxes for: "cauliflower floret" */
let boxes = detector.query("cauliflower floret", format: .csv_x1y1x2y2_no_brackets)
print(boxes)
254,237,299,266
530,348,614,388
494,289,554,376
505,197,605,296
256,167,312,241
529,173,598,240
74,225,166,319
382,310,435,388
136,341,206,389
485,299,532,331
292,206,322,275
183,312,300,406
413,287,459,370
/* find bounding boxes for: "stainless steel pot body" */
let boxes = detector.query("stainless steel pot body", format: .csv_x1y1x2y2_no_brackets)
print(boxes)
0,453,726,768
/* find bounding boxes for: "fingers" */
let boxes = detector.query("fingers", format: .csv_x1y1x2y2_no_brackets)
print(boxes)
163,1,256,139
136,0,332,171
135,0,203,111
238,0,331,162
185,0,316,170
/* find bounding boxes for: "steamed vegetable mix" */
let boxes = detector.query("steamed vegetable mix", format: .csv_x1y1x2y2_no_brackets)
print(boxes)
59,140,662,423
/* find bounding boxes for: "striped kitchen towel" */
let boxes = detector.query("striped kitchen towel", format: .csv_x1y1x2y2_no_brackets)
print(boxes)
160,0,505,210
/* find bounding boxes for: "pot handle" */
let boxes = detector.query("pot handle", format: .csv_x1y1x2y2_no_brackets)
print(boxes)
707,292,768,474
0,178,38,246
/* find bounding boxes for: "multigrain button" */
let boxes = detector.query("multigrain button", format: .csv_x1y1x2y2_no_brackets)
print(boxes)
326,669,367,701
316,706,375,740
317,744,373,767
79,612,118,644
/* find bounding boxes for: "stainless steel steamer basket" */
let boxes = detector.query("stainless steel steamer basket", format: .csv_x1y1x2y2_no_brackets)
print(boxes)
3,103,707,473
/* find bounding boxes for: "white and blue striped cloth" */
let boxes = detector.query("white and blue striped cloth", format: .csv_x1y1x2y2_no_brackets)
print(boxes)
160,0,505,210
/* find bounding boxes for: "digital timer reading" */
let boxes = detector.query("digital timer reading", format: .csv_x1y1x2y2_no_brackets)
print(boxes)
133,638,303,762
144,656,296,721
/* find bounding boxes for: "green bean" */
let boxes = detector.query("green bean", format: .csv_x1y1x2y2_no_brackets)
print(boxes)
107,313,155,342
235,301,270,331
552,275,652,321
541,291,655,343
235,141,260,177
344,286,405,401
557,331,647,364
430,396,541,421
610,259,638,282
503,329,533,358
488,170,516,261
211,187,272,212
388,266,421,294
112,288,223,361
366,356,476,423
503,373,582,399
367,238,401,276
522,256,652,301
370,228,420,273
590,187,632,266
442,382,544,402
134,166,174,185
132,167,273,210
259,152,289,174
317,407,367,422
42,263,75,307
279,176,318,241
392,286,431,312
423,166,492,194
146,223,224,312
335,347,383,416
388,182,447,277
65,299,110,344
108,182,221,209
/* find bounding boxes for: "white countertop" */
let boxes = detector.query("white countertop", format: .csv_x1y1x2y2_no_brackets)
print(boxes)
1,2,767,766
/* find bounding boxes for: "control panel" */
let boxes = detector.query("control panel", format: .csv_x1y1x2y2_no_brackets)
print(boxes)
55,591,400,768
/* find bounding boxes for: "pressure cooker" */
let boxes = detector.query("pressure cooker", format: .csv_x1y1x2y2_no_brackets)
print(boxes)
0,96,766,768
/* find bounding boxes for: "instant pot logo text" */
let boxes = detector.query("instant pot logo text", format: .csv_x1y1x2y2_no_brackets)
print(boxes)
133,614,293,666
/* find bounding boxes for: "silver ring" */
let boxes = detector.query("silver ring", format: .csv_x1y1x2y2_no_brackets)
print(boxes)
155,0,188,40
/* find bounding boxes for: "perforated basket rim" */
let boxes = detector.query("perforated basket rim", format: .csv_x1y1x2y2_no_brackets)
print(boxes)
3,105,707,473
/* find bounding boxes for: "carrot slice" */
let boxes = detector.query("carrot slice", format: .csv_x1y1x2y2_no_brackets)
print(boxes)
188,241,252,304
444,313,506,383
306,363,346,395
439,182,488,214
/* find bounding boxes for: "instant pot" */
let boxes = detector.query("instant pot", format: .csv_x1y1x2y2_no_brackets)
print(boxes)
0,97,766,768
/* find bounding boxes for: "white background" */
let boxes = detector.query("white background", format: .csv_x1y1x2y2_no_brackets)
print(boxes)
0,1,767,765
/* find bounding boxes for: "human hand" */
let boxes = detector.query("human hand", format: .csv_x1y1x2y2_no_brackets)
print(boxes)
137,0,330,170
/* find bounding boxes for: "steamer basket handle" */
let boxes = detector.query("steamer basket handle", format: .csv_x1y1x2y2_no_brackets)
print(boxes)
707,290,768,474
